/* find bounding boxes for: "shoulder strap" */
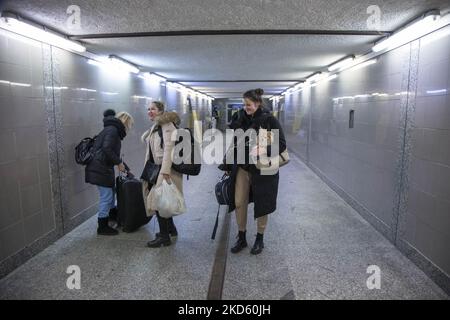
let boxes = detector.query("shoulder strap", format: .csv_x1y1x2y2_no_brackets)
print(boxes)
158,122,178,149
263,113,272,130
158,126,164,149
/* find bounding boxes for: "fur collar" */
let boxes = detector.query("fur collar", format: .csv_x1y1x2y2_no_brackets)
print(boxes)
155,111,181,126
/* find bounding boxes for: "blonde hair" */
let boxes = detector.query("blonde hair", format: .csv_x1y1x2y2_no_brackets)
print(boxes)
116,111,134,132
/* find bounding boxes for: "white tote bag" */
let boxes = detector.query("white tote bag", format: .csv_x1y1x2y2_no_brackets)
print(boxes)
148,180,186,218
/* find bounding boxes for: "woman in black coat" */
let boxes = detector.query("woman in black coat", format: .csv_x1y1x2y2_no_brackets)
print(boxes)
85,110,134,235
220,88,287,255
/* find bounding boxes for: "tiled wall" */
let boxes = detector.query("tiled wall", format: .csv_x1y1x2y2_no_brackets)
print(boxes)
310,44,409,239
282,26,450,293
0,28,210,278
283,89,310,163
399,26,450,283
0,32,58,274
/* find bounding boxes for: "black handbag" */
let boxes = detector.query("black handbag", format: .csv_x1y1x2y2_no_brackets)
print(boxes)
140,144,161,185
140,161,160,185
211,173,233,240
215,173,233,205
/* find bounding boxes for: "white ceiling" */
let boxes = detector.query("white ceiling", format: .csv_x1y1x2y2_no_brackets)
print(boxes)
1,0,449,98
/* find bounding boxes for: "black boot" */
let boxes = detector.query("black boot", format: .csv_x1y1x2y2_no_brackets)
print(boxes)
231,230,247,253
147,214,171,248
250,233,264,255
156,217,178,238
97,217,118,236
108,207,118,222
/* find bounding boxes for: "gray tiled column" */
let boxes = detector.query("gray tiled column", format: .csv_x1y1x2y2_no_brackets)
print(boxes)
43,45,65,236
392,41,419,243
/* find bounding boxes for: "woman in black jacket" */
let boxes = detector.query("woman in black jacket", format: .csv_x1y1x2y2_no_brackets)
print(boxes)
85,110,134,235
220,88,287,255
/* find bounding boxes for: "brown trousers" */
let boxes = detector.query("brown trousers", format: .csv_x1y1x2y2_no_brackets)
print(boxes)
234,167,268,234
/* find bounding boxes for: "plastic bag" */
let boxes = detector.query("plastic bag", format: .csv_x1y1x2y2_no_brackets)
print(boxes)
148,180,186,218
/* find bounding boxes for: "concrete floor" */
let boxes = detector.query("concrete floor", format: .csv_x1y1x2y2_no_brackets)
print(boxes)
0,155,448,300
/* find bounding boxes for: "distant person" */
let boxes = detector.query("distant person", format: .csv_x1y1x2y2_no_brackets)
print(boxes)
219,89,287,255
141,101,184,248
85,109,134,235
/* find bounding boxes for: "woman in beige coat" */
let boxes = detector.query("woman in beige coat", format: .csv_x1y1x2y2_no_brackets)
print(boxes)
141,101,183,248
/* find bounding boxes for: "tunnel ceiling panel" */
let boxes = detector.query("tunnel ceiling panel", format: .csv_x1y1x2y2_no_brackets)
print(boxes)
1,0,449,35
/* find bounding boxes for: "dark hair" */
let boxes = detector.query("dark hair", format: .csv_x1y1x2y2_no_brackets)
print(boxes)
103,109,116,117
151,101,165,113
243,88,264,106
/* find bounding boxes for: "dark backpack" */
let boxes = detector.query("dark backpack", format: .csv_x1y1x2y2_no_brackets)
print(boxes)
75,136,97,165
158,125,201,176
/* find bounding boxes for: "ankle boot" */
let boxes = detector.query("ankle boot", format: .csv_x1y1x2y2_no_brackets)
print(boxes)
97,217,118,236
108,207,118,222
231,230,247,253
156,217,178,238
250,233,264,255
147,215,171,248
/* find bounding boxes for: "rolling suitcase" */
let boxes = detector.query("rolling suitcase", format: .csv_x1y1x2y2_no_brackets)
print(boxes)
116,174,151,232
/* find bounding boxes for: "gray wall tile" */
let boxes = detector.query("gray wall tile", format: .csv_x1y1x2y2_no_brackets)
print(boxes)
0,130,16,163
23,211,44,246
20,184,42,218
0,183,21,230
0,222,25,261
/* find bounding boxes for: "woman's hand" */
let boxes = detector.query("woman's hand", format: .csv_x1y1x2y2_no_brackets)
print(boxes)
117,163,126,172
163,173,172,184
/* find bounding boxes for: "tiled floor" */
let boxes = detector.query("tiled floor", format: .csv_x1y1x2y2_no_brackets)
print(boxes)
0,155,448,299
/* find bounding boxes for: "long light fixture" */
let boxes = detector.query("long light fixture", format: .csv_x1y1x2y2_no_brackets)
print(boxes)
372,11,444,52
108,55,139,74
149,73,166,82
0,12,85,52
328,55,355,72
139,72,166,83
305,72,326,83
348,59,377,71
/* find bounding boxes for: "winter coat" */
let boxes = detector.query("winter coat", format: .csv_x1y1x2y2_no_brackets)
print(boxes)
141,111,184,217
85,116,126,188
219,107,286,219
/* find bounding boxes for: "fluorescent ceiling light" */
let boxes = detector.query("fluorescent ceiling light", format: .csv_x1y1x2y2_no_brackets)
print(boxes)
0,12,85,52
150,73,166,82
305,72,323,83
87,59,104,67
348,59,377,71
307,72,331,84
108,55,139,74
88,58,128,75
372,11,444,52
140,72,166,83
328,55,355,72
322,74,337,82
310,74,337,88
